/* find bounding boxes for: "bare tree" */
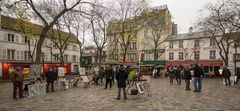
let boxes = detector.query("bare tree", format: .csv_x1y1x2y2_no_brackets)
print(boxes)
72,14,88,66
197,0,240,67
108,0,148,63
86,1,111,66
7,0,88,64
48,13,75,66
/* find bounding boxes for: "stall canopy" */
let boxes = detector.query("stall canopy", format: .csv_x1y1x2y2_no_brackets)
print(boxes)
165,60,223,67
141,60,165,65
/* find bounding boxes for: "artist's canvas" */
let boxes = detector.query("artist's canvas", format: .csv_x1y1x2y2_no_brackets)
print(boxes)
30,65,41,78
38,83,47,95
81,76,89,83
58,67,65,77
136,83,144,94
79,68,86,75
28,84,40,98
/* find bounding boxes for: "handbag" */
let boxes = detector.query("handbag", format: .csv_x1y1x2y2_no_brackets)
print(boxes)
131,89,138,95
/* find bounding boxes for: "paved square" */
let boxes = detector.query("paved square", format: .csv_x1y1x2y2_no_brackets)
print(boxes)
0,78,240,111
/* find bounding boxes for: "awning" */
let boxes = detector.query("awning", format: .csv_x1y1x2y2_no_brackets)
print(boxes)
165,60,223,67
141,60,165,65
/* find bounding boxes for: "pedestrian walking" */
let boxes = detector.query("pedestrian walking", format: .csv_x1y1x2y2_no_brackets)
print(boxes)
193,64,204,92
116,64,128,100
173,66,181,84
183,65,192,90
105,66,113,89
10,66,24,100
222,67,231,86
46,67,56,93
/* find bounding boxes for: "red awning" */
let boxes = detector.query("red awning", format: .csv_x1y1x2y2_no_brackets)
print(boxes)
166,60,223,67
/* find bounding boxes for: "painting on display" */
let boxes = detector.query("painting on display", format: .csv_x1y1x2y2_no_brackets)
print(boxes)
79,68,86,75
38,83,47,95
94,67,99,74
58,67,65,77
81,76,89,83
30,65,41,78
136,83,144,94
28,84,40,98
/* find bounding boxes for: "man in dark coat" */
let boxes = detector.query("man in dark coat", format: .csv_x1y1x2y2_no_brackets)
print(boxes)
184,65,192,90
173,66,181,84
193,64,204,92
222,67,231,86
46,67,56,93
115,65,128,100
105,66,113,89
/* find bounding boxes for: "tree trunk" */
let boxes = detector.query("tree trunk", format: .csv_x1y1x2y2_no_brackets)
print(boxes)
34,28,50,64
98,49,102,66
154,49,157,66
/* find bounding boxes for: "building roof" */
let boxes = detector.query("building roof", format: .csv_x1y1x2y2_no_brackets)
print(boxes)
166,31,221,41
0,15,78,43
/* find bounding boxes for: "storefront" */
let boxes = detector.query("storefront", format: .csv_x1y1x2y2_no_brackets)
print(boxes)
1,62,71,80
165,60,223,76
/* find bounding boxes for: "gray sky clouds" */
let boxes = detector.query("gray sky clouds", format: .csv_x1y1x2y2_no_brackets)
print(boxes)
149,0,218,33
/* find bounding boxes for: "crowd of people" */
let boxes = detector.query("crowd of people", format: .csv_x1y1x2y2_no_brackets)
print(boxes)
9,64,240,100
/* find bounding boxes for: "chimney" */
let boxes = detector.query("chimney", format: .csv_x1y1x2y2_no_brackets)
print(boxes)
172,23,177,35
189,27,193,34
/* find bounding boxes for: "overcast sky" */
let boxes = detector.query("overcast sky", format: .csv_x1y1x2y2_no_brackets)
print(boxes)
149,0,218,34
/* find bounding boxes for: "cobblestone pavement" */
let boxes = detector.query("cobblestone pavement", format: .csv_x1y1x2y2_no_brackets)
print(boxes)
0,78,240,111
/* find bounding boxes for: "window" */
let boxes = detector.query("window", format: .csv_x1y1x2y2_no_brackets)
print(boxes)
179,40,183,48
132,42,137,50
64,54,68,62
127,54,131,61
24,37,30,44
210,51,216,59
169,41,173,49
178,52,183,60
8,34,15,42
24,51,30,60
169,53,174,60
194,51,200,60
72,55,77,62
210,38,216,46
194,40,200,47
185,53,188,60
72,45,77,51
53,54,59,61
7,50,15,60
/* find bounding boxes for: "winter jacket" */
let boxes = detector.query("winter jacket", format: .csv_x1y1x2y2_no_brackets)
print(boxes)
11,71,23,83
193,67,204,77
184,68,192,80
46,71,56,82
222,68,231,78
116,67,128,88
105,68,113,79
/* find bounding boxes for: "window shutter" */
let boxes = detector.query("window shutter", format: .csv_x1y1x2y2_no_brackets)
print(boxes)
4,33,7,41
15,35,19,43
0,49,2,59
21,51,24,60
3,49,6,59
